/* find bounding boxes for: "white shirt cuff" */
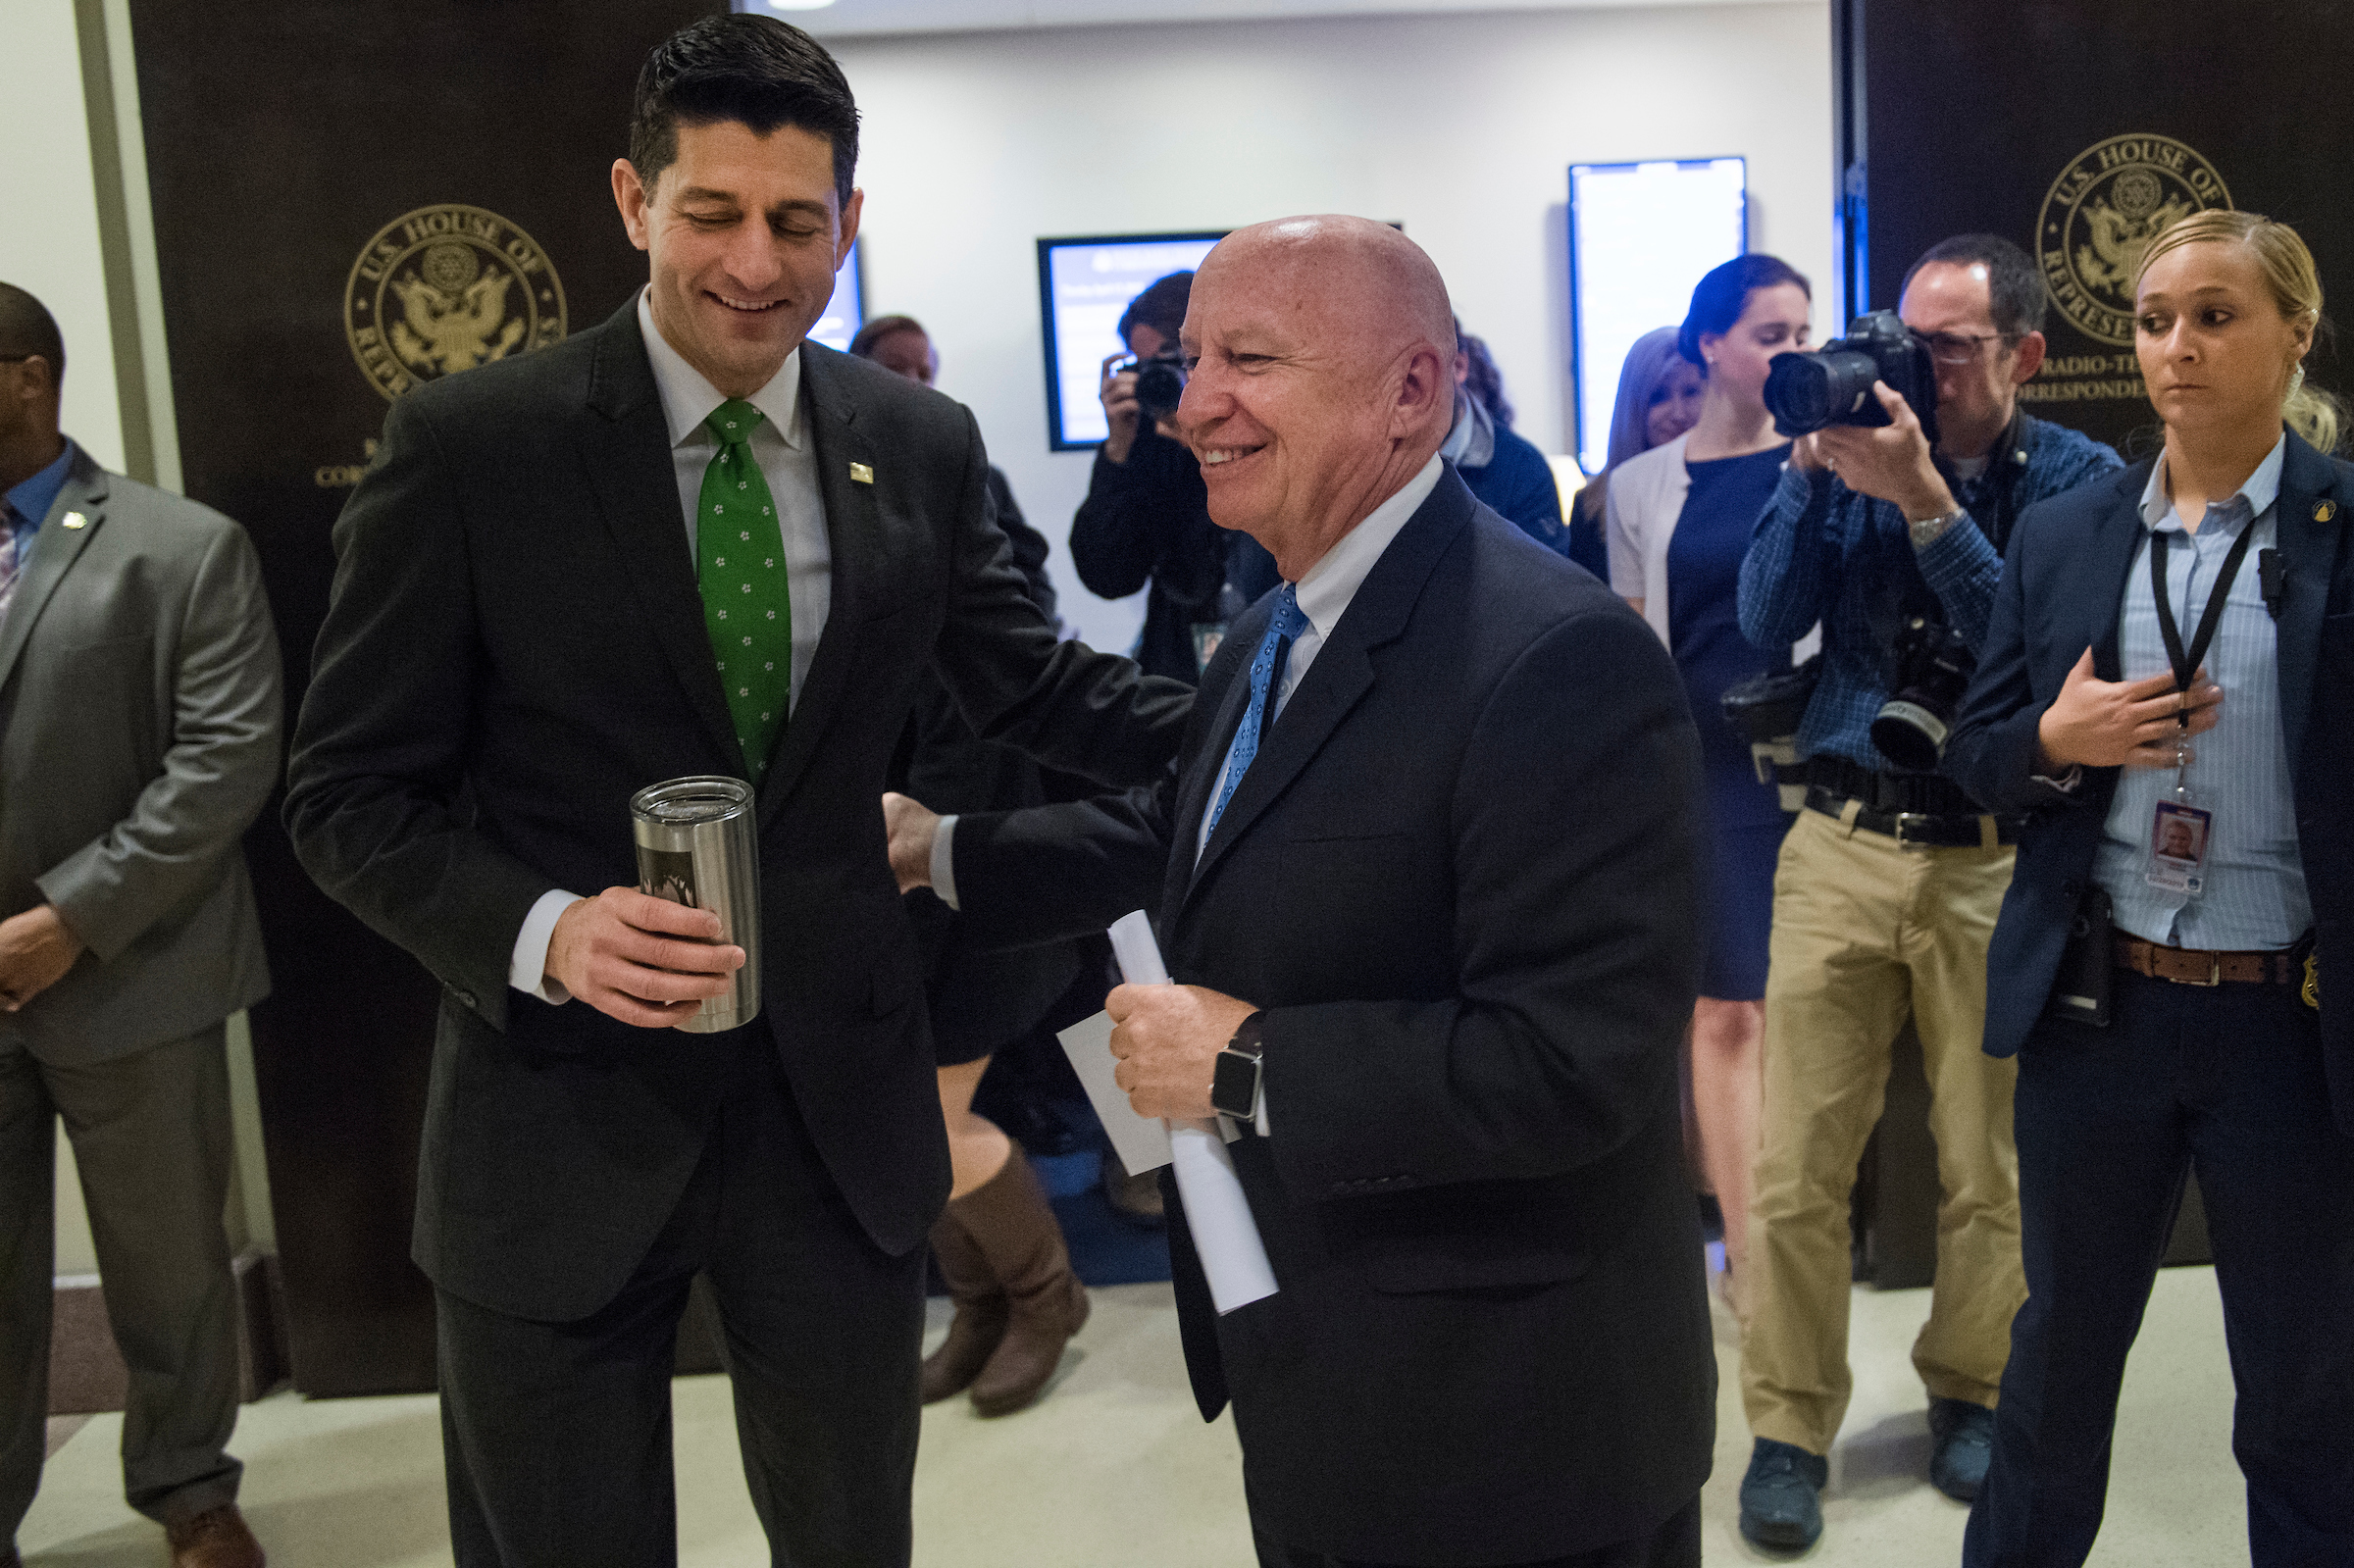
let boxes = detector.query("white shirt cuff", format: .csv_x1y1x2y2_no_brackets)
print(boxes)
931,814,961,911
1254,1077,1270,1138
509,888,586,1003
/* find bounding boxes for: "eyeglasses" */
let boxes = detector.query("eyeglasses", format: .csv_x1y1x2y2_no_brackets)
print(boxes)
1918,331,2019,365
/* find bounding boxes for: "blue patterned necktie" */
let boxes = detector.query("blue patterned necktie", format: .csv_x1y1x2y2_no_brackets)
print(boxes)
0,509,29,627
1203,584,1309,839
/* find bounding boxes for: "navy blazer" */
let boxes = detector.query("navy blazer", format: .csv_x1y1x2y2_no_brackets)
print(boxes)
1946,430,2354,1133
954,470,1715,1563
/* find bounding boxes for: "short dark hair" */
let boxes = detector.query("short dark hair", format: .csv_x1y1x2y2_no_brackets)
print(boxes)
0,281,65,388
847,314,925,359
1903,233,2046,339
1679,254,1811,367
629,15,860,210
1453,317,1515,430
1118,272,1193,350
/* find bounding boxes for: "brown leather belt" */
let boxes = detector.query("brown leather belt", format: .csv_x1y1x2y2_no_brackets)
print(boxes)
2112,934,2300,986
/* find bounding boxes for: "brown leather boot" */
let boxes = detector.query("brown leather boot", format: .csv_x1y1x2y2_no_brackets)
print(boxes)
167,1503,265,1568
955,1151,1089,1417
919,1206,1006,1404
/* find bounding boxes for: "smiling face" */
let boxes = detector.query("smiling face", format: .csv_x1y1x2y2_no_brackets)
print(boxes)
1698,281,1811,410
1173,218,1455,580
2135,238,2312,442
1646,357,1707,447
613,119,862,398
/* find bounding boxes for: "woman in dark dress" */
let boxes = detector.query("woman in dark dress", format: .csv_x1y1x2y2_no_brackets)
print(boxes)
1606,256,1812,1309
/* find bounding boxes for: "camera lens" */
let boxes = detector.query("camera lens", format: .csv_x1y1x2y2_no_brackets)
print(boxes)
1869,620,1975,772
1764,349,1882,437
1135,358,1187,422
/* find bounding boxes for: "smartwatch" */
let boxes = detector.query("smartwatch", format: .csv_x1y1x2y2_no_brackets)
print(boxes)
1209,1010,1267,1121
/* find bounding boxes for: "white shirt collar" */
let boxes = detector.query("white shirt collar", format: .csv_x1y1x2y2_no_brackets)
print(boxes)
637,286,803,451
2138,433,2285,531
1292,454,1445,639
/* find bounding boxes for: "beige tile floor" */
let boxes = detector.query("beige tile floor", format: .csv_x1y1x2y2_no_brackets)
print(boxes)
19,1264,2247,1566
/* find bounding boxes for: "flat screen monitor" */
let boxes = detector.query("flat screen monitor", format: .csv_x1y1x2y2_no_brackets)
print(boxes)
1567,158,1748,475
808,239,864,354
1037,231,1225,450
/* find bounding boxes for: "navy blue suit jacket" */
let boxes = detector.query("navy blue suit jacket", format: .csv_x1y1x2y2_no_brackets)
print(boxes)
953,468,1714,1562
1946,430,2354,1133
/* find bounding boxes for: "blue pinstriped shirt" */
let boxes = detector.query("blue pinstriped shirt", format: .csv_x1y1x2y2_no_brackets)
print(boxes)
2095,438,2307,949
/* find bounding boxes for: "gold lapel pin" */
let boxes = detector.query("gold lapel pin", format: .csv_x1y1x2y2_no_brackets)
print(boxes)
61,512,87,530
848,462,875,485
2315,500,2339,523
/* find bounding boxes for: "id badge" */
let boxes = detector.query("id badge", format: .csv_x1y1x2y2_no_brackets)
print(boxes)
2145,800,2213,897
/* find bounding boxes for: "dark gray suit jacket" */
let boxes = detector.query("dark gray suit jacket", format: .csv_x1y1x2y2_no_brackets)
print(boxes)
955,471,1716,1562
0,445,281,1065
283,303,1187,1322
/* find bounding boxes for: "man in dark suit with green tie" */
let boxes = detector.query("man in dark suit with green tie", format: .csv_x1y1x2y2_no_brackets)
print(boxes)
282,17,1186,1567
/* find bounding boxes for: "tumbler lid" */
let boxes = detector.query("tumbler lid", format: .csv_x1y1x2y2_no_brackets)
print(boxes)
630,775,754,826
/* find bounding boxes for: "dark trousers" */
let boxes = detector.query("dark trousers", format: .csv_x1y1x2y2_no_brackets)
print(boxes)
435,1037,926,1568
1,1026,243,1540
1254,1494,1701,1568
1965,970,2354,1567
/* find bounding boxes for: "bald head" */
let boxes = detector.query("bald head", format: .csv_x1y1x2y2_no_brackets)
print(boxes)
1175,216,1458,580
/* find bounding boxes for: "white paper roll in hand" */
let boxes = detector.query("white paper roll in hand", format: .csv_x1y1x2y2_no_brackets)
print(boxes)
1104,910,1278,1315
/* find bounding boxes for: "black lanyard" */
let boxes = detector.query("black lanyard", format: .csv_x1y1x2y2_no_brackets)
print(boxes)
2149,514,2261,715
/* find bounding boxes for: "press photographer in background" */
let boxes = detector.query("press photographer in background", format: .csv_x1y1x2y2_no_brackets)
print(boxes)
1945,210,2354,1568
1730,234,2123,1551
1607,255,1814,1315
1073,271,1279,685
1445,320,1578,562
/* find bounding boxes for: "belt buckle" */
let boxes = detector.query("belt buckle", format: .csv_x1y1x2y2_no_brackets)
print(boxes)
1893,811,1938,850
2169,950,2223,986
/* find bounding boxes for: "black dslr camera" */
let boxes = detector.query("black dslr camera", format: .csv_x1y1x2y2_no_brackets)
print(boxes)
1764,310,1940,448
1117,353,1189,423
1871,614,1975,773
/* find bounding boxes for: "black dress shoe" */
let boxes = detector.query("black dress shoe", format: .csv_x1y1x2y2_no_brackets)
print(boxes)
1929,1396,1996,1501
1739,1437,1826,1551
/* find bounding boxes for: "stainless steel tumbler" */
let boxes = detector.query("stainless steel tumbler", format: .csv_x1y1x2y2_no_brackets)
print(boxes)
629,776,761,1033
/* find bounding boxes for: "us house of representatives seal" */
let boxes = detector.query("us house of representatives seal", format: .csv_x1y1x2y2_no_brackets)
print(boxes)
2037,135,2230,347
344,205,567,400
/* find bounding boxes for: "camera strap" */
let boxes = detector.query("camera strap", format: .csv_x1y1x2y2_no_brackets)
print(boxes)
2149,520,2260,706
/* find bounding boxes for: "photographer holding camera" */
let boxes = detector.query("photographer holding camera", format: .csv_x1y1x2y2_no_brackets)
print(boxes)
1073,270,1278,685
1729,234,2123,1552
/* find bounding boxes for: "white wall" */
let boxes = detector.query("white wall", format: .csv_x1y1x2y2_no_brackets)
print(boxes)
832,2,1834,650
0,1,127,474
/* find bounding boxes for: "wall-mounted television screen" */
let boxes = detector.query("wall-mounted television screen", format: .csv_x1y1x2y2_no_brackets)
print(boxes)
1037,230,1225,450
1567,158,1748,475
808,238,864,354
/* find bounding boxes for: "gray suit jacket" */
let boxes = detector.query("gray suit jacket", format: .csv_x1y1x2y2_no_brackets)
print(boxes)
0,445,281,1065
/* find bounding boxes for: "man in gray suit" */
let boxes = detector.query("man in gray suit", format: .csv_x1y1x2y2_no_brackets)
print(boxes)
0,283,280,1568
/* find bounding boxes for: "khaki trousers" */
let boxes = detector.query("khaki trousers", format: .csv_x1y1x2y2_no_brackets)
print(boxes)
1739,805,2026,1456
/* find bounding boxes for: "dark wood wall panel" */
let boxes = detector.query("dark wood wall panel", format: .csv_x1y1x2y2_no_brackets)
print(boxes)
129,0,721,1395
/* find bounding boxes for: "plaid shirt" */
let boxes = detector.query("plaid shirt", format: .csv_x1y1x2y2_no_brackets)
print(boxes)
1737,413,2122,772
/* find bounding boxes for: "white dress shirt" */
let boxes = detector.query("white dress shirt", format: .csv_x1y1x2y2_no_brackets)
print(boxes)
508,291,836,1003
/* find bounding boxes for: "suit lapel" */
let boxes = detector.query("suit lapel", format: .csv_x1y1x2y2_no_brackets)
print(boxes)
575,306,742,767
2088,461,2155,680
2273,432,2346,772
758,347,877,816
0,450,108,697
1181,474,1475,912
1162,648,1255,918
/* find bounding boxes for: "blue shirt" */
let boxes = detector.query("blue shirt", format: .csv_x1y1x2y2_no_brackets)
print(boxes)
3,439,75,534
1738,415,2123,771
2095,438,2307,949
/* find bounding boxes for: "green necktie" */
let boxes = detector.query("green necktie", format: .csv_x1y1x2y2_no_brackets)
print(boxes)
698,398,793,784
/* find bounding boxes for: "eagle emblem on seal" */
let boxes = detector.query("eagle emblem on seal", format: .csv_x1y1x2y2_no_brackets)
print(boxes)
2036,136,2230,347
345,205,567,400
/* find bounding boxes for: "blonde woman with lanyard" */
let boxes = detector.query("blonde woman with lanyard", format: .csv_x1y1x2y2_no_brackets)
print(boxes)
1608,256,1813,1310
1946,211,2354,1566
